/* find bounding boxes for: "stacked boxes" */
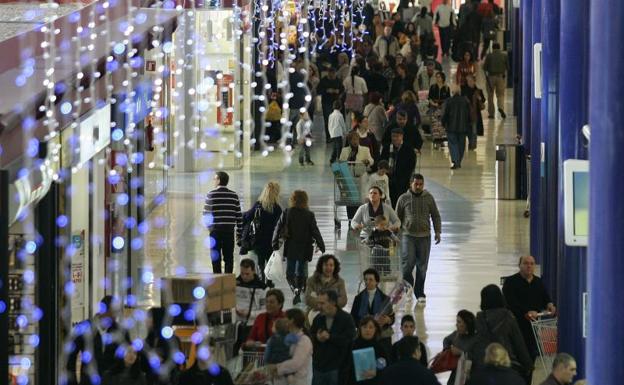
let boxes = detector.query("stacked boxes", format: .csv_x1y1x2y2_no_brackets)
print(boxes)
161,273,236,313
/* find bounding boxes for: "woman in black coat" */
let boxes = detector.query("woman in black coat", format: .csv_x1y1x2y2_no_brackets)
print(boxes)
242,181,282,286
272,190,325,303
347,316,390,385
467,342,526,385
470,285,533,382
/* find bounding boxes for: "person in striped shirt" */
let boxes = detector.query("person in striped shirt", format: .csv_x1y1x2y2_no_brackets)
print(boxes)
203,171,243,273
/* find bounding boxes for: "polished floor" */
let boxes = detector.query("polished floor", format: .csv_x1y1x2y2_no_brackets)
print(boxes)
137,61,535,382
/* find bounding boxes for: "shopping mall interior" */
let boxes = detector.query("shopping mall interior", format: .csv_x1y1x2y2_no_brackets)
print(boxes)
0,0,618,384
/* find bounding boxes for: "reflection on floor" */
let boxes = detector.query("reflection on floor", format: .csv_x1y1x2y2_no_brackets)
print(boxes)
138,62,538,383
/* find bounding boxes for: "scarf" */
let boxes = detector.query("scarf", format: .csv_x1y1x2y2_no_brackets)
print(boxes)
368,202,384,219
358,289,384,319
348,146,359,162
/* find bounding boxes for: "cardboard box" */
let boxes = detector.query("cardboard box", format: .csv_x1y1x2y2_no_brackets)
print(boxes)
221,292,236,310
161,274,236,312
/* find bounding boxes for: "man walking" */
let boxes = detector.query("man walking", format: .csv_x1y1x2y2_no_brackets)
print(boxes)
310,290,356,385
395,174,441,304
442,84,471,169
318,67,344,142
502,255,557,365
380,128,416,206
435,0,456,57
483,42,508,119
203,171,242,273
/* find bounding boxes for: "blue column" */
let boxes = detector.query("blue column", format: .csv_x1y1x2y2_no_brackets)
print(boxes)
557,0,588,377
529,0,543,261
539,0,560,295
521,0,532,168
587,1,624,384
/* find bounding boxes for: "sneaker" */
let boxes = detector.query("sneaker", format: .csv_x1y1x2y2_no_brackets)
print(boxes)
499,108,507,119
417,296,427,304
306,160,315,165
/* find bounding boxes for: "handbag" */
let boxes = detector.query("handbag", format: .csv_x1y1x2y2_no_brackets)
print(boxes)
264,250,285,282
240,205,262,253
430,349,459,373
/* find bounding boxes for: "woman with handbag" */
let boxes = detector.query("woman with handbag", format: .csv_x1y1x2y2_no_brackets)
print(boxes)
272,190,326,305
242,181,282,287
343,66,368,121
435,310,477,384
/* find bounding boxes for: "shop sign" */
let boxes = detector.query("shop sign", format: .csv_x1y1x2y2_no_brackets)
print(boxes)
78,104,111,167
71,230,86,324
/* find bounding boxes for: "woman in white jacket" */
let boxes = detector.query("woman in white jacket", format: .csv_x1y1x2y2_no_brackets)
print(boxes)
268,308,313,385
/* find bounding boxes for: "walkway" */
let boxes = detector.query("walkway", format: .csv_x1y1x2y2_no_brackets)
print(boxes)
138,62,530,382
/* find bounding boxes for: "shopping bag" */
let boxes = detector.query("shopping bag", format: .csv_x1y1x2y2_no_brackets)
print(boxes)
264,250,284,282
454,353,472,385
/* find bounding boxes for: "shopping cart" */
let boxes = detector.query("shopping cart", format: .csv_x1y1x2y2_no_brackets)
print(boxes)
233,345,269,385
359,241,401,286
332,161,366,229
531,313,558,373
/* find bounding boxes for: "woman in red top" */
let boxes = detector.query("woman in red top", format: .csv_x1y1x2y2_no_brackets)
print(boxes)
456,50,477,86
246,289,286,344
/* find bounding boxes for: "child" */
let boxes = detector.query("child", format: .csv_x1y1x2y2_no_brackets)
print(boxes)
366,215,398,249
296,111,314,166
263,318,299,365
391,315,429,365
367,215,398,276
328,100,347,164
366,160,392,206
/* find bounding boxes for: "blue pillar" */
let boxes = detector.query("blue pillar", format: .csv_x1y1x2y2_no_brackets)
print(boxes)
557,0,588,377
539,0,560,295
529,0,543,261
587,1,624,384
521,0,532,166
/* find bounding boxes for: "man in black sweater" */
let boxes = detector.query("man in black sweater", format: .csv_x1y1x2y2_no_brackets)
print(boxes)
381,128,417,206
310,290,356,385
381,336,440,385
502,255,557,363
318,67,344,142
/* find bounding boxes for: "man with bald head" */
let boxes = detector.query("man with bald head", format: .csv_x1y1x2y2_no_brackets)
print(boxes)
503,255,557,364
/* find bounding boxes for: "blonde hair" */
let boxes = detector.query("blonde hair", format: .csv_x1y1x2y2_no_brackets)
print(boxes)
401,90,417,104
289,190,309,209
258,181,281,213
484,343,511,367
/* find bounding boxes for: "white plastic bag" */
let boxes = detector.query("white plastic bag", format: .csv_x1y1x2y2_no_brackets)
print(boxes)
264,250,284,282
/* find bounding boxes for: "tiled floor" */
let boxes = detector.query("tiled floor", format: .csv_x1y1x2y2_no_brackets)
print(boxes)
138,61,535,382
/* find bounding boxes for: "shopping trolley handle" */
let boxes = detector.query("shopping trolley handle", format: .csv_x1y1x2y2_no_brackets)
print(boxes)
535,311,556,319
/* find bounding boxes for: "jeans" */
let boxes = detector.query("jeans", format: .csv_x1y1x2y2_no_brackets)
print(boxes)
400,234,432,298
468,123,477,150
312,369,339,385
329,136,343,163
286,258,308,278
439,26,452,55
447,132,467,166
299,142,312,163
211,230,234,273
